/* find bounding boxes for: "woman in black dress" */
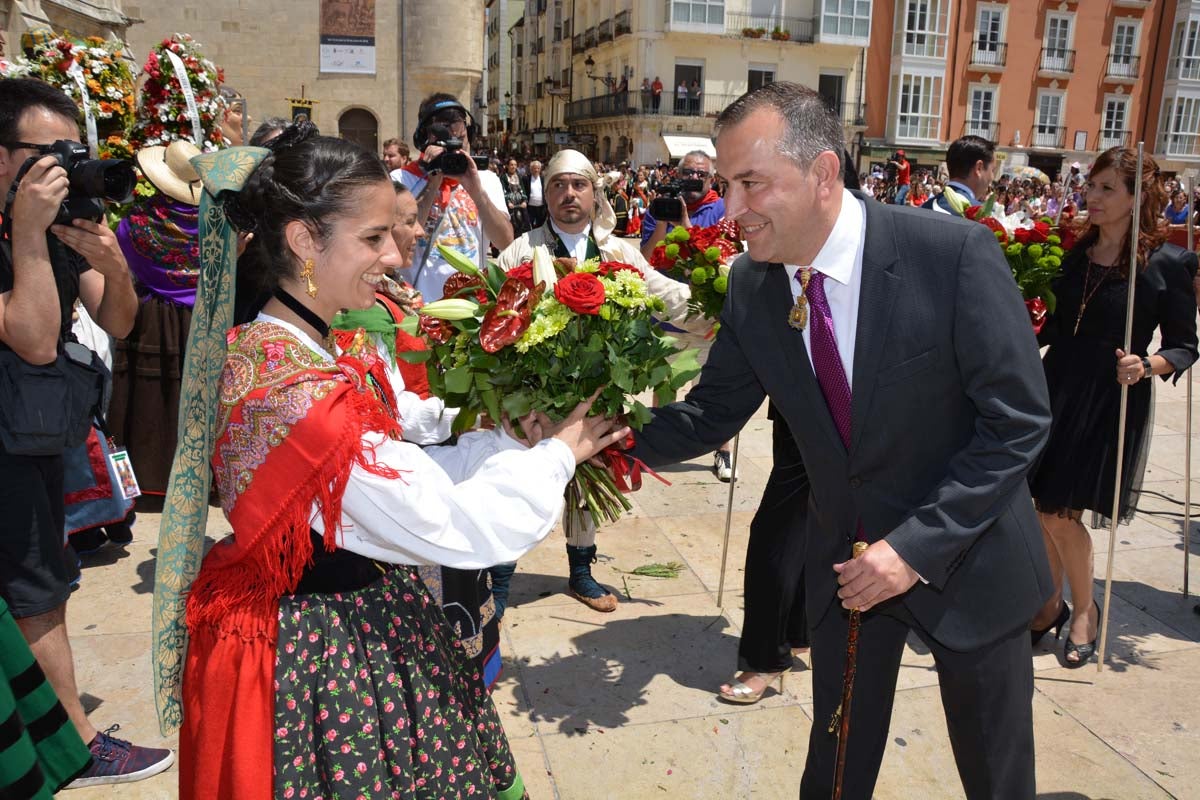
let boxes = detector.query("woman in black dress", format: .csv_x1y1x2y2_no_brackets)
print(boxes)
1029,147,1198,667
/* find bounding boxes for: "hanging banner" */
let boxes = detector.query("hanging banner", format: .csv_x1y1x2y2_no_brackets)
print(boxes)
320,0,376,74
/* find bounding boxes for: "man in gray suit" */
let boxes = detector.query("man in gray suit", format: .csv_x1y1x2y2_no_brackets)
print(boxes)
629,83,1054,799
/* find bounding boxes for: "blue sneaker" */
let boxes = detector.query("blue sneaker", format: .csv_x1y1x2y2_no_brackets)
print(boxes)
66,725,174,788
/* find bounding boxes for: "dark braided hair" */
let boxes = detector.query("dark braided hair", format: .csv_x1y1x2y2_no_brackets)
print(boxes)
229,122,389,296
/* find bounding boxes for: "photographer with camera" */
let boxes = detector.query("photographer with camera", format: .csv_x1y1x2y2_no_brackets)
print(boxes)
0,77,172,787
639,150,725,260
393,93,512,301
638,151,736,480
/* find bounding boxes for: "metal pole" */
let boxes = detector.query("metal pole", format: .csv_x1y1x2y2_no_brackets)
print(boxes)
716,433,740,609
1186,172,1196,598
1098,142,1144,673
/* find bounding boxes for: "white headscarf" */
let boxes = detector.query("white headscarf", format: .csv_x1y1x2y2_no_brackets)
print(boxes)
544,149,617,243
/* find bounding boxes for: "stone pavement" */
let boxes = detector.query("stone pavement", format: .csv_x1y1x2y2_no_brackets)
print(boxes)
65,368,1200,799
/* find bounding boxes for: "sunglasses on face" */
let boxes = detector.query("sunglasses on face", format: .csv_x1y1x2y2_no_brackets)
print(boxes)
678,168,710,178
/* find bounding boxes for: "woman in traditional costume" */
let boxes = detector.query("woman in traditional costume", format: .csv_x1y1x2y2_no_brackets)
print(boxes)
155,129,628,799
108,140,204,509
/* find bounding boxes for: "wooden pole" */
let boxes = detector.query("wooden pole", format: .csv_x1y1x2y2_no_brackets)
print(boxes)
716,433,740,609
1097,142,1144,672
1186,171,1196,598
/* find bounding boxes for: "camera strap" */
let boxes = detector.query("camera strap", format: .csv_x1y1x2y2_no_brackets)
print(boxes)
411,199,451,290
66,62,100,157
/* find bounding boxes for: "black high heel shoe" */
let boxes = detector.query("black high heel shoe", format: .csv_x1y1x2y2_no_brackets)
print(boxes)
1064,600,1100,669
1031,601,1070,647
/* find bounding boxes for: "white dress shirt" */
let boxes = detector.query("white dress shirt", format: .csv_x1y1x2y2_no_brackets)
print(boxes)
783,189,868,388
550,219,592,263
256,315,575,568
528,175,544,207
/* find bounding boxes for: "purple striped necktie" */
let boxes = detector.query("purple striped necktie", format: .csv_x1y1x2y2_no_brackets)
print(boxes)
798,268,852,449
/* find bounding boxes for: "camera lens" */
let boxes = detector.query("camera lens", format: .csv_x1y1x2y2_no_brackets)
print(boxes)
70,158,136,203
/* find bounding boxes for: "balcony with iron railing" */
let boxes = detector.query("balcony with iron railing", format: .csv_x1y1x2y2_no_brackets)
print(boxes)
598,19,613,42
615,9,631,36
1159,129,1200,159
584,26,597,48
1105,53,1140,82
1030,124,1066,149
829,101,866,127
1096,129,1131,151
1169,55,1200,82
572,33,583,52
893,29,949,59
566,90,739,124
968,42,1006,71
726,13,816,43
1038,47,1075,77
963,119,1000,141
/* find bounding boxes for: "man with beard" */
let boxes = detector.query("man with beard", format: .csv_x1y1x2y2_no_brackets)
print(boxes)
494,149,705,614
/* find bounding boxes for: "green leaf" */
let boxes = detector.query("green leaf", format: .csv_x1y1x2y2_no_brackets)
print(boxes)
396,349,432,364
480,387,502,428
501,391,534,419
445,365,473,394
627,400,653,427
398,315,420,336
451,407,478,436
468,352,501,370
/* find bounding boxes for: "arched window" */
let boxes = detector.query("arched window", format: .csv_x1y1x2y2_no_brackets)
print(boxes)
601,135,612,163
338,108,379,154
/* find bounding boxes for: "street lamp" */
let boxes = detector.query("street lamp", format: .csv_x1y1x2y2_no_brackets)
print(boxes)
583,55,620,91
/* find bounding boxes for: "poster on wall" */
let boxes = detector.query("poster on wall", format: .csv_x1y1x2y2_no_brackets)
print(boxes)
320,0,376,74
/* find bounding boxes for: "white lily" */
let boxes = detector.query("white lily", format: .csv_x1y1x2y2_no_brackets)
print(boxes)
531,245,558,290
419,298,479,320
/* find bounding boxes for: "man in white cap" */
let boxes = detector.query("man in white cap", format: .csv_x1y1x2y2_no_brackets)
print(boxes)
495,149,704,613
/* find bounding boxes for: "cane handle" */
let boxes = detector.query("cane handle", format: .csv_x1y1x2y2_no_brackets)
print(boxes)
852,541,869,559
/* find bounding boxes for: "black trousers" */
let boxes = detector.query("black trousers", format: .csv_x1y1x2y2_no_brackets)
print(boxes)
799,603,1036,800
527,204,547,230
738,412,809,672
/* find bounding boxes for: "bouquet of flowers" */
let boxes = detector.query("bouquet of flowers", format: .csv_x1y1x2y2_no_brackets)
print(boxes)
130,34,226,152
963,197,1074,335
649,219,743,327
2,33,137,161
408,246,701,526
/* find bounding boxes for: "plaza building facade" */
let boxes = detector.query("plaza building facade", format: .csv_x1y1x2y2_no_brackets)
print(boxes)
2,0,134,52
504,0,872,164
116,1,485,158
860,0,1200,179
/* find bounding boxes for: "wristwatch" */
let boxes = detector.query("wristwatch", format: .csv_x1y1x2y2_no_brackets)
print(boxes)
1140,356,1153,380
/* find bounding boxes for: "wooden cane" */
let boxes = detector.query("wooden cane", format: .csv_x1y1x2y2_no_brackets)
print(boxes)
830,540,870,799
1097,142,1144,672
1186,171,1196,598
716,432,740,609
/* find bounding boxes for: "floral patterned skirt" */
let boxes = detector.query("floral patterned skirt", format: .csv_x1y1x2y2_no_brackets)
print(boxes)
273,567,526,800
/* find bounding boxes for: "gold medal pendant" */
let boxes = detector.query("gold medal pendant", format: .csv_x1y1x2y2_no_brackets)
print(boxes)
788,268,811,330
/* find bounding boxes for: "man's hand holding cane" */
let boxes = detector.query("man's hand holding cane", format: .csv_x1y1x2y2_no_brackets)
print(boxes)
834,539,920,611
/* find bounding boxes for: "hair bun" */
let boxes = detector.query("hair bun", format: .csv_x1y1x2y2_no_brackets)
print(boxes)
266,119,321,153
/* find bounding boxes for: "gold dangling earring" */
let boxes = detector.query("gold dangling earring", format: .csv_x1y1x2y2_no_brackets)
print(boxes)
301,258,318,298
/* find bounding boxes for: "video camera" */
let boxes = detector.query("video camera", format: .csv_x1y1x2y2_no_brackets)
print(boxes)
423,125,490,177
4,140,135,225
649,177,704,223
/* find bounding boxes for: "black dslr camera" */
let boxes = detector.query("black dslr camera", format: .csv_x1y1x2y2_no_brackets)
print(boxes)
5,140,135,225
423,125,489,177
649,177,704,223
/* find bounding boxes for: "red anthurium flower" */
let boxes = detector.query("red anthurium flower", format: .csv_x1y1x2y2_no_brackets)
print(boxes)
964,205,982,221
480,278,542,353
978,216,1008,245
442,273,489,304
418,315,455,344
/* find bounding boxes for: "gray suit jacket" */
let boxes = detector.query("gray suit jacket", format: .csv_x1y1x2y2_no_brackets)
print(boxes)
632,192,1054,651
